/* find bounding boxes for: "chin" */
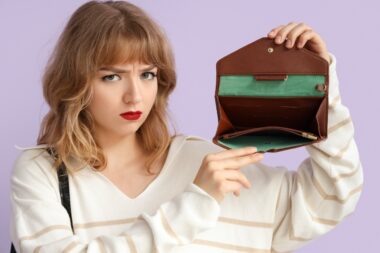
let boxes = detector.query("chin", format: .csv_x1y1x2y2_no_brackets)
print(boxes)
119,125,142,136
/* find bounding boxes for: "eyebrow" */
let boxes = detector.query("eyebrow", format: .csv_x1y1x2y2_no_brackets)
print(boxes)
98,65,157,73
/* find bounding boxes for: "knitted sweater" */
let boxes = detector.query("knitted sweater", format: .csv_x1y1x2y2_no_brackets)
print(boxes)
10,52,363,252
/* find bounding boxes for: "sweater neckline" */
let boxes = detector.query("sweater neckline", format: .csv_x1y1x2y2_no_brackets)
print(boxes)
91,134,188,201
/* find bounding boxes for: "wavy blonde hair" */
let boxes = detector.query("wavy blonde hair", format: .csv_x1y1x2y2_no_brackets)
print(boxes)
37,0,179,174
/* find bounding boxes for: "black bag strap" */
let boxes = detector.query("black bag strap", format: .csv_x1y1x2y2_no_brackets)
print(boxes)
46,147,74,231
10,147,73,253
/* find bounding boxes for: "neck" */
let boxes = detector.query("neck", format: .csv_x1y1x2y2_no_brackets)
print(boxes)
94,130,146,172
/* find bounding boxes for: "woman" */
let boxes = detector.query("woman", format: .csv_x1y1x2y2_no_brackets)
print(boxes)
10,1,363,252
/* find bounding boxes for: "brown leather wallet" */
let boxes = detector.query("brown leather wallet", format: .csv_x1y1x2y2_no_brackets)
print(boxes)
212,37,329,153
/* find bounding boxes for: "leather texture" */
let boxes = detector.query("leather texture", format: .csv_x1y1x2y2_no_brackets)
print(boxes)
212,37,329,153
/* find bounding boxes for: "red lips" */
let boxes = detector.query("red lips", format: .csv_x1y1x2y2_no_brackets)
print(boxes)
120,111,142,120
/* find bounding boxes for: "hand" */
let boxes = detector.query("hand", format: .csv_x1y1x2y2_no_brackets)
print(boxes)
193,146,264,203
267,22,331,64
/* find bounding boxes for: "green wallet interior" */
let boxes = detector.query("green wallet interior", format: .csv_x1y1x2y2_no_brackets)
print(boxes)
217,74,326,152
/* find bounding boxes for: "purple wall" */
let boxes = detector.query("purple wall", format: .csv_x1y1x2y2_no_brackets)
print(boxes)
1,0,377,252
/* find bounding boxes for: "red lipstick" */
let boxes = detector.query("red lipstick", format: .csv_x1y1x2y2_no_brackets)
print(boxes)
120,111,142,120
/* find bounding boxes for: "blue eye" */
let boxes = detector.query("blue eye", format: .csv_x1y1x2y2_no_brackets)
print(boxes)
102,74,121,81
141,72,157,80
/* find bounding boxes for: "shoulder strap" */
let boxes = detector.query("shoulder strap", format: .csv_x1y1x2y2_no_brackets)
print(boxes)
46,147,74,232
10,148,74,253
10,243,16,253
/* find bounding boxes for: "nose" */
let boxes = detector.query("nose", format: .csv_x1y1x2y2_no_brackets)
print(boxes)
122,75,143,105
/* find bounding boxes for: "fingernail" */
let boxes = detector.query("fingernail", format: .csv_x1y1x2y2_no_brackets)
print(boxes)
276,36,282,43
269,31,274,36
286,39,292,47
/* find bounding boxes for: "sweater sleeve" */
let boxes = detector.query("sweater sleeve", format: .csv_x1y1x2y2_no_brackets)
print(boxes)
271,52,364,252
10,151,220,253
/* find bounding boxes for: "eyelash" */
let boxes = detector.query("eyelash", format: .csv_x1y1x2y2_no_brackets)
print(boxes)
101,72,157,82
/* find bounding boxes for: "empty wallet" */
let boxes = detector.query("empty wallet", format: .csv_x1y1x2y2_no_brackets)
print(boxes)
212,37,329,153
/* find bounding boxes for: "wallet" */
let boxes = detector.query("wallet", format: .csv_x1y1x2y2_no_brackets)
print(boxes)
212,37,329,153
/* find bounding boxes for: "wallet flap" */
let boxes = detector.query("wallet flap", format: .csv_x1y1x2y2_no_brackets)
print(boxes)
217,37,329,76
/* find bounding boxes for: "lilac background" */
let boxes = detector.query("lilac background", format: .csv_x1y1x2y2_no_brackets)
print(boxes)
0,0,378,252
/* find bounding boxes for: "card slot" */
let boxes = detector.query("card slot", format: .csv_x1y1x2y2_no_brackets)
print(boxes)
218,74,326,97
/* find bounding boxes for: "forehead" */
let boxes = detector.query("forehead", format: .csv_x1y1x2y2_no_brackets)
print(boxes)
100,61,155,68
95,35,156,69
98,62,157,73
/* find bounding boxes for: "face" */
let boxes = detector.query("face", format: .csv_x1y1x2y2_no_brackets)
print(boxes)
87,61,158,140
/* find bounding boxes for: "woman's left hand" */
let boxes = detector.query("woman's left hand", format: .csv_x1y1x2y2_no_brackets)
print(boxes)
267,22,331,64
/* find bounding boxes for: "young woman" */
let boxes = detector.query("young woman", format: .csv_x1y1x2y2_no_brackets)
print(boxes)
10,1,363,252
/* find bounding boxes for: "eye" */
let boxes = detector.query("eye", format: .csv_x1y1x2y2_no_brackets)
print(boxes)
102,74,121,82
141,71,157,80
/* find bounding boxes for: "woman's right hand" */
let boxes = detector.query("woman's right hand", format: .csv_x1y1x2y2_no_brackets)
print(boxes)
193,146,264,203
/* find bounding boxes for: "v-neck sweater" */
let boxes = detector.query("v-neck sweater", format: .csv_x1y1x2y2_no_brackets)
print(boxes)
10,52,363,253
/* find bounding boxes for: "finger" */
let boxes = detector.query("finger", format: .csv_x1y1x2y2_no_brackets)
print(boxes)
285,23,312,48
275,22,300,44
218,169,251,188
218,152,264,170
222,180,243,195
267,25,285,38
296,30,315,48
207,146,257,161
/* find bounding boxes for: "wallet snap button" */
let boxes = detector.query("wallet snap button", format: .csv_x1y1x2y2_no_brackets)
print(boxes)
268,47,274,53
315,84,326,92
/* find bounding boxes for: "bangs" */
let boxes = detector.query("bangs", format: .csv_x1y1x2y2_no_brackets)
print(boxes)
94,27,161,69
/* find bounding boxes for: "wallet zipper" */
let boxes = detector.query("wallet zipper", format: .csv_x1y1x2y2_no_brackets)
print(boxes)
221,126,318,140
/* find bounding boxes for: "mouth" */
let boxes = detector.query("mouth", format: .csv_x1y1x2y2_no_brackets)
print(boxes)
120,111,142,121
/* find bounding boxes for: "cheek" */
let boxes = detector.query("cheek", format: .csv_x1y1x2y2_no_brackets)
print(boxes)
88,88,117,121
147,83,158,107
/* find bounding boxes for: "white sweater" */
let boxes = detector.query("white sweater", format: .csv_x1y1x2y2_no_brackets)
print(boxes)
10,52,363,253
